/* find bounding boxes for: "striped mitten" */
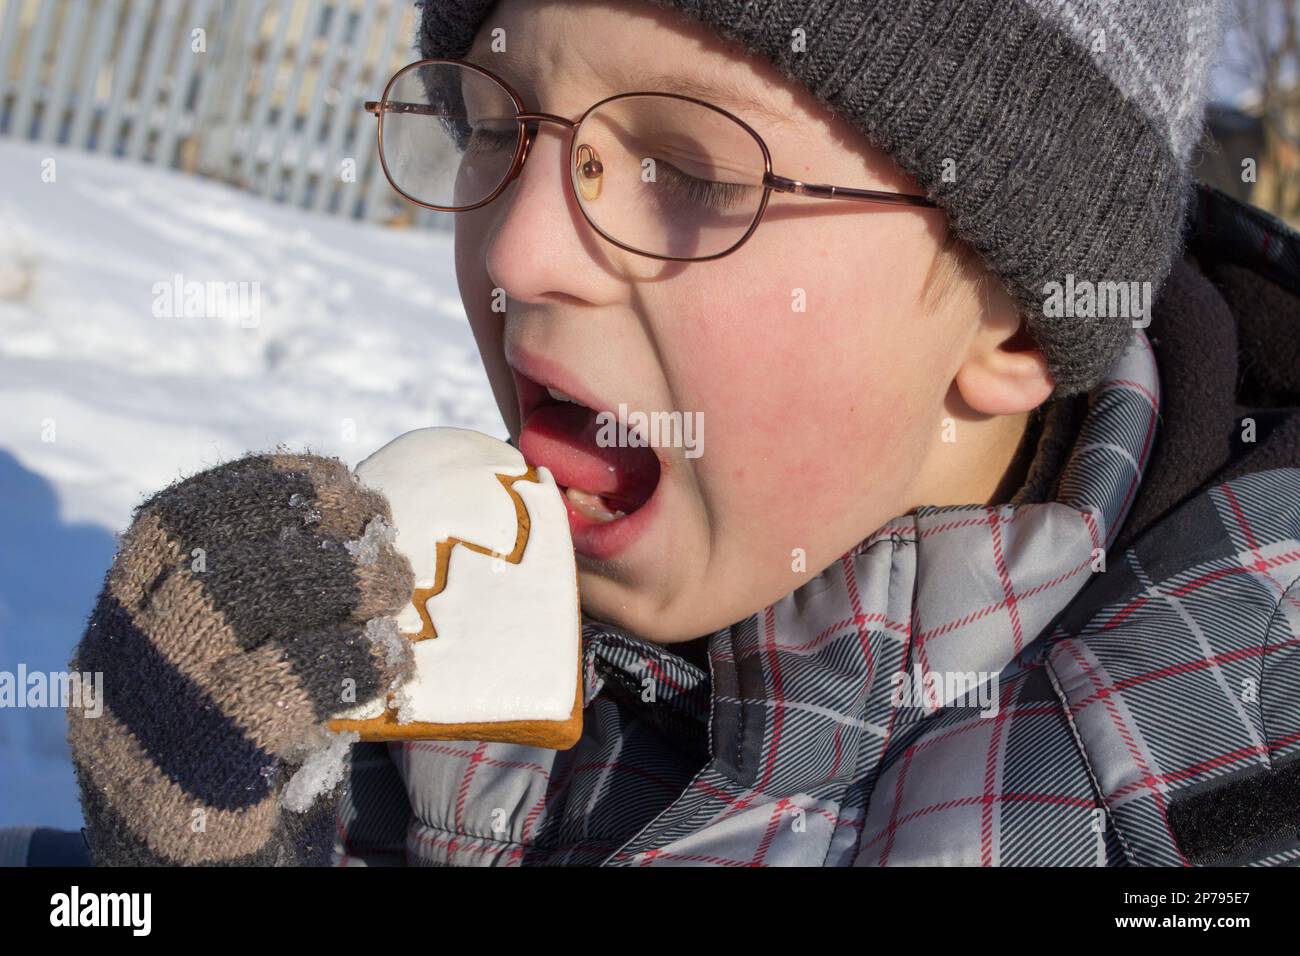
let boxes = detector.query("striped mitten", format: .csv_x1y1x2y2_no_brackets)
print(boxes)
67,453,415,866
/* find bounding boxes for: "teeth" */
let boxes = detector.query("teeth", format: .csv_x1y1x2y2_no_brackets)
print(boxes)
564,486,626,523
546,386,580,405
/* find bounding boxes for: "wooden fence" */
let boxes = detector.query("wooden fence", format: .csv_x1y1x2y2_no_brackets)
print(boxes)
0,0,444,226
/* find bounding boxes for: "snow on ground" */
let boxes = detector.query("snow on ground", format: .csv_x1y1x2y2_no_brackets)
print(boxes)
0,139,503,830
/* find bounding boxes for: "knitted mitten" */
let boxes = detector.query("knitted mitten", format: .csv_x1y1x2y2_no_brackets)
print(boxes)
66,453,415,865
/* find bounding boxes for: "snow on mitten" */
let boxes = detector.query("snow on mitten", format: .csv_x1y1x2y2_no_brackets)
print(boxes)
66,453,415,866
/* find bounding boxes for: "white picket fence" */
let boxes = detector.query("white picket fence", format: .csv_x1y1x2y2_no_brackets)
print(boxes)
0,0,445,226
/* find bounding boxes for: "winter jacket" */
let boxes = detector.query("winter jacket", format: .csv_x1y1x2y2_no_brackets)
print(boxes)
43,183,1300,867
333,183,1300,867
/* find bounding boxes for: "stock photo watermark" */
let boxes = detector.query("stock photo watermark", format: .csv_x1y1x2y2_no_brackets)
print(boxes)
1042,273,1153,328
0,665,103,716
890,668,1000,718
594,404,704,458
49,886,151,936
151,273,261,327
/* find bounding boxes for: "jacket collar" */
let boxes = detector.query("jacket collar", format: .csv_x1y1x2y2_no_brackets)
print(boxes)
581,330,1160,790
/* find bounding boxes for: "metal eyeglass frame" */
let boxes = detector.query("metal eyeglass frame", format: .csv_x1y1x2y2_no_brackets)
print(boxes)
364,57,939,263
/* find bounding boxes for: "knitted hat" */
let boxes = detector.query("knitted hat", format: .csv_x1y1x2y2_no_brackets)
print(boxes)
416,0,1222,396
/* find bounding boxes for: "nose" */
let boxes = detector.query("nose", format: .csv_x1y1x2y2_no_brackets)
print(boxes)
479,114,620,307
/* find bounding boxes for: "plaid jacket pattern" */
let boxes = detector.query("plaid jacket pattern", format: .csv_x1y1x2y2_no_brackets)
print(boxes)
9,192,1292,868
331,314,1299,866
327,185,1300,867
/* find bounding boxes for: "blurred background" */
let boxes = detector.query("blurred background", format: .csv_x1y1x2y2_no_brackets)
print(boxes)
0,0,1297,832
1206,0,1300,223
0,0,450,224
0,0,503,834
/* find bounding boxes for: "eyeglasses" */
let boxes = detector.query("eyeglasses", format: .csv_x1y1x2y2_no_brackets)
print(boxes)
364,58,938,262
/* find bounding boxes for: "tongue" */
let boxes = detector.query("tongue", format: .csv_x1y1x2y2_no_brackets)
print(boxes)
520,403,660,513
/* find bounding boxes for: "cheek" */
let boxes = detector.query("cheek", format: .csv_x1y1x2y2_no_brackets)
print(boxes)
455,222,518,427
665,242,945,530
455,215,493,322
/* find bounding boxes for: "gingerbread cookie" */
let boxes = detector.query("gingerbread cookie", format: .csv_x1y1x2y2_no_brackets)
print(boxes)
327,427,582,750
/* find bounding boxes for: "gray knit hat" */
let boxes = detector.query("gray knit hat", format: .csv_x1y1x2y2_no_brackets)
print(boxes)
416,0,1222,396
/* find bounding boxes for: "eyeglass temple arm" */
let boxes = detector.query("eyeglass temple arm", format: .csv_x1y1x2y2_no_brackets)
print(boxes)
364,100,446,116
364,102,570,127
765,172,936,207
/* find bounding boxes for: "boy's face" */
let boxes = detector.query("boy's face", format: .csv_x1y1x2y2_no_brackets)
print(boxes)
455,0,1017,642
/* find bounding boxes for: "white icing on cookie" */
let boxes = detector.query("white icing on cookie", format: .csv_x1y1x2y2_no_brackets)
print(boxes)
349,427,579,726
395,467,579,724
354,427,529,635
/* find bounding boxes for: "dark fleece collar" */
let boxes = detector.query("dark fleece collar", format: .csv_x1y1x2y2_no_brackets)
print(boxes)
1114,186,1300,554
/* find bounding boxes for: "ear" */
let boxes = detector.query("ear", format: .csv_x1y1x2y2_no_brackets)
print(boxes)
954,310,1056,416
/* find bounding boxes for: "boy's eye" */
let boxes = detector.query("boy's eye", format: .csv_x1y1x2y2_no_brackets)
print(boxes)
652,159,755,211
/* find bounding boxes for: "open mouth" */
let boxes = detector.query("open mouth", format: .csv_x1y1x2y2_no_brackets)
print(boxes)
510,358,663,555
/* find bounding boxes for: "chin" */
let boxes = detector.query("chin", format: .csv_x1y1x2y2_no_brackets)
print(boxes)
576,574,697,644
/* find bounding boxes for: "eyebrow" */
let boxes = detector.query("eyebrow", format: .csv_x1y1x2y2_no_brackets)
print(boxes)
461,48,795,128
623,68,796,128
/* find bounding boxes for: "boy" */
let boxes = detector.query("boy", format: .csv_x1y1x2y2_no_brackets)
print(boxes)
65,0,1300,866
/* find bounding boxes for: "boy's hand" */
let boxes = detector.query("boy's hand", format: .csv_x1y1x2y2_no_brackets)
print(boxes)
68,452,416,865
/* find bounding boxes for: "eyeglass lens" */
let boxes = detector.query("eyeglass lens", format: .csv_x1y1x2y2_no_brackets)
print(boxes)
379,61,769,259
